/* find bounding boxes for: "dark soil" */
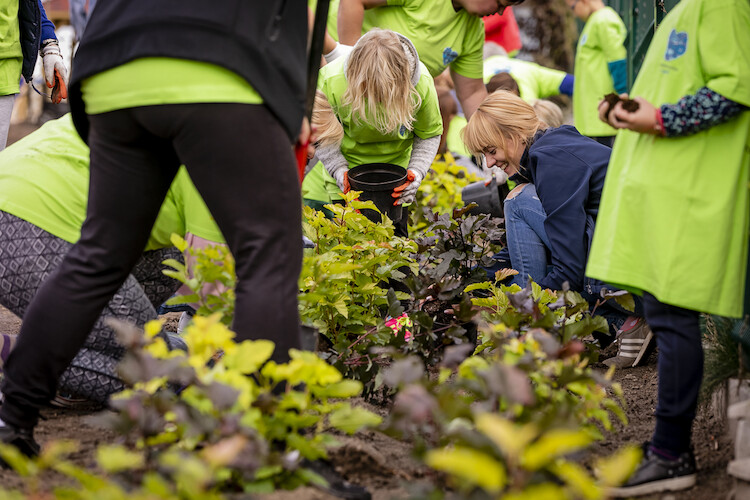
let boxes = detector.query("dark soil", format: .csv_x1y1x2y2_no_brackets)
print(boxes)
603,92,641,119
0,303,735,499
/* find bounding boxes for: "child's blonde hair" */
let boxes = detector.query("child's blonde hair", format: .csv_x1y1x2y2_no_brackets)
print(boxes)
312,90,344,146
343,29,421,135
531,99,565,128
462,91,547,161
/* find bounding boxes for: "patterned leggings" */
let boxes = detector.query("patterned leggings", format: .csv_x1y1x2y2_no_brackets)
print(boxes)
0,211,181,402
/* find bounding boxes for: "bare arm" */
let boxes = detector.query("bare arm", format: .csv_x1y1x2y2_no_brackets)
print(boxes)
451,70,487,120
338,0,388,45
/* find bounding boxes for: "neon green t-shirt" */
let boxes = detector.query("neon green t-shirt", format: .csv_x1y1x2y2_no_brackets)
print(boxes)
483,55,566,102
302,56,443,202
445,115,470,159
172,168,225,244
362,0,484,78
0,0,22,96
309,0,340,42
587,0,750,317
0,115,185,248
572,7,626,137
81,58,263,114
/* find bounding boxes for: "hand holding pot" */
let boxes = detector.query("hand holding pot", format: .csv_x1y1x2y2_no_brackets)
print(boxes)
391,169,423,205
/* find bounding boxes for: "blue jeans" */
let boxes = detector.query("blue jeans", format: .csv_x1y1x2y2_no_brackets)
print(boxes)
504,184,550,288
503,183,637,336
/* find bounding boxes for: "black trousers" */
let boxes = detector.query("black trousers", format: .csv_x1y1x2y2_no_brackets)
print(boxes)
643,293,703,454
1,103,302,428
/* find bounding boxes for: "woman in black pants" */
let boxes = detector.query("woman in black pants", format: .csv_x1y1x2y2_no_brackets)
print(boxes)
0,1,309,457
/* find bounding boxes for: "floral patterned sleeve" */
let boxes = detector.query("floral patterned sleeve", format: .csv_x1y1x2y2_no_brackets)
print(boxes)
660,87,747,137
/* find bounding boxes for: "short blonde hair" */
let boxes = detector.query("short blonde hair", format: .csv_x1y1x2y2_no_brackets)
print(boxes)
531,99,565,128
462,91,546,160
343,29,421,135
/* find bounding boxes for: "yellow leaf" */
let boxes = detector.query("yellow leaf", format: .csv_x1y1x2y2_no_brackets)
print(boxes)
222,339,275,374
495,268,519,282
97,445,144,473
549,460,601,500
502,483,568,500
425,446,506,493
475,414,538,460
594,445,642,487
521,430,592,470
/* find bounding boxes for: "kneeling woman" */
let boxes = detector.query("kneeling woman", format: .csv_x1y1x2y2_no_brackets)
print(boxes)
463,91,649,366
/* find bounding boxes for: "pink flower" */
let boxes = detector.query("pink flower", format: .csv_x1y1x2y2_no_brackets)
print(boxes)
385,313,413,342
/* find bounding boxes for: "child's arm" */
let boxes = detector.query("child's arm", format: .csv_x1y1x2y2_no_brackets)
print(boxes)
598,15,627,94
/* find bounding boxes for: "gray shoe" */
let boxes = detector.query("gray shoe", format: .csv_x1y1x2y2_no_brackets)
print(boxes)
603,317,654,369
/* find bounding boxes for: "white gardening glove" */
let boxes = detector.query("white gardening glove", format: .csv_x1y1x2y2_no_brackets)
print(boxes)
391,169,424,206
41,39,68,104
323,43,354,64
481,154,508,186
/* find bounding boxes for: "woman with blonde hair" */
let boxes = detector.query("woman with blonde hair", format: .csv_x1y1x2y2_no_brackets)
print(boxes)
301,29,442,234
464,91,649,355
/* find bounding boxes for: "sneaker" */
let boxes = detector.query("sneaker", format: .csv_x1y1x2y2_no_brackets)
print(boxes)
603,317,654,368
609,443,696,497
0,421,40,466
50,391,90,409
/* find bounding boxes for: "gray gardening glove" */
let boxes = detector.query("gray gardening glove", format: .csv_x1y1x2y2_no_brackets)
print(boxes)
316,142,350,193
392,135,439,205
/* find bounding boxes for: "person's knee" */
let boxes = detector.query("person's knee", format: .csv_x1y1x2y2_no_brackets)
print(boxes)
505,182,529,201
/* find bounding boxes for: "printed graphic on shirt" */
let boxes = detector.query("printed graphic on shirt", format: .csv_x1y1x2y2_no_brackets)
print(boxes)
442,47,459,65
665,29,688,61
399,124,407,137
579,33,588,47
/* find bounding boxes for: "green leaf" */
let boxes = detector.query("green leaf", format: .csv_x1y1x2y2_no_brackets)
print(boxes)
614,293,636,312
475,414,538,460
328,405,382,434
96,445,145,473
502,483,568,500
312,379,363,398
425,446,506,493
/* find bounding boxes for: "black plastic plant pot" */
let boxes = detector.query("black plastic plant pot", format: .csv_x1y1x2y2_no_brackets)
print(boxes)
461,178,505,218
348,163,408,224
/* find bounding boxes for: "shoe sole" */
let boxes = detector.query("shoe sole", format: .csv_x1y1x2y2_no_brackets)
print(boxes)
631,330,654,367
608,473,696,497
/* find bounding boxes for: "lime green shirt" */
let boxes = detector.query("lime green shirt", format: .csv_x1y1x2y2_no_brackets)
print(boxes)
302,56,443,202
309,0,340,42
0,0,22,96
587,0,750,317
483,55,566,102
362,0,484,78
81,58,263,114
445,114,470,158
572,7,626,136
0,115,183,248
172,168,225,244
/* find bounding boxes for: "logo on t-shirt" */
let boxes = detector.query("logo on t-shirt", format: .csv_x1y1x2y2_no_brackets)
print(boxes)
665,29,688,61
579,34,588,47
398,124,407,138
442,47,459,65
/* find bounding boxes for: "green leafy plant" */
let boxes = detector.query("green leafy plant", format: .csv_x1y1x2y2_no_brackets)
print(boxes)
300,192,419,386
0,316,382,497
410,154,482,232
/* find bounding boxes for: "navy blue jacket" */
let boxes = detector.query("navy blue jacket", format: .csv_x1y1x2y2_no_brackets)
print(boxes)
518,125,611,292
19,0,57,82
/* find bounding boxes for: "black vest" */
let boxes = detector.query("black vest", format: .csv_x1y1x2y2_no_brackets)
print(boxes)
69,0,307,141
19,0,41,83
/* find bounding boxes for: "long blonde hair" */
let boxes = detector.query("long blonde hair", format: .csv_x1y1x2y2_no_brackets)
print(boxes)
462,90,547,162
312,90,344,146
343,29,421,135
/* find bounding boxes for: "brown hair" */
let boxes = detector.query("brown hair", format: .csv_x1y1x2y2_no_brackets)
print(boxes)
486,72,520,96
